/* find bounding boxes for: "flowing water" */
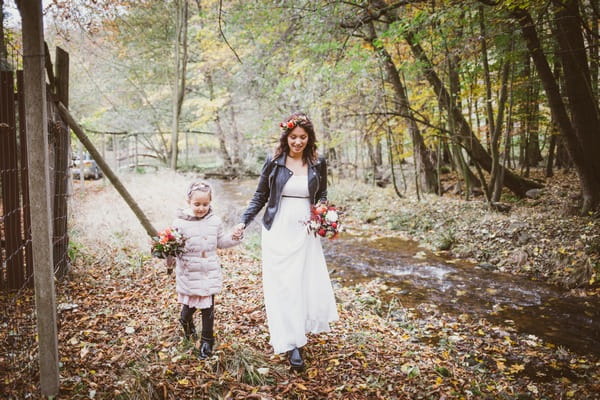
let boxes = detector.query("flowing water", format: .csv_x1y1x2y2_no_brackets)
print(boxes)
215,179,600,357
321,235,600,357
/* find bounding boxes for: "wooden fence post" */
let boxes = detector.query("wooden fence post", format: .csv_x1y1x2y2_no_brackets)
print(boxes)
19,0,60,395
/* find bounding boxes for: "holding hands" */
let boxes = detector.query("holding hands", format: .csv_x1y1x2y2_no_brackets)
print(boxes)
232,223,245,241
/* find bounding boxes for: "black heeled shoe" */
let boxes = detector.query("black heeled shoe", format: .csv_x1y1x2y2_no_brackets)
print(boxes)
287,347,305,371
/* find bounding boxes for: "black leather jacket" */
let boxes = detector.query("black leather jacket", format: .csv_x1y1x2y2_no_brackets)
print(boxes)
241,152,328,230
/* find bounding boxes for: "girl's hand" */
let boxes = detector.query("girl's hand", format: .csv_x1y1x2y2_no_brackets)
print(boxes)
166,256,175,275
232,223,245,240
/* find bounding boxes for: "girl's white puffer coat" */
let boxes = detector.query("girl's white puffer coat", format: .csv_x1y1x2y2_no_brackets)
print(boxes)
173,208,239,297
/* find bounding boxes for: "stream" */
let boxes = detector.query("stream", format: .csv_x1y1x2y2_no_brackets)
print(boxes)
215,179,600,357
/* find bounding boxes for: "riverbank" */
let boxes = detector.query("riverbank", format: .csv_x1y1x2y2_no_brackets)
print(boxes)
331,169,599,293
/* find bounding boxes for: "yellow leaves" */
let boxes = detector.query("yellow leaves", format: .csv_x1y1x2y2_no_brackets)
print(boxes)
177,378,190,386
526,384,538,395
496,360,506,371
400,363,420,378
508,363,525,374
326,358,340,371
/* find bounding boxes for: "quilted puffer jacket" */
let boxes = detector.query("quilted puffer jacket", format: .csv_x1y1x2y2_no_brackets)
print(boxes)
173,208,240,297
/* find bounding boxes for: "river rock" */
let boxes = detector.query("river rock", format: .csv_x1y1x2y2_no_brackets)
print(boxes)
477,262,497,271
510,249,529,266
517,231,532,245
525,188,543,199
448,335,462,343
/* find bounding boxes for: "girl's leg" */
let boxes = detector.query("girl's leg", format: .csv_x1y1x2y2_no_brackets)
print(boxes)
198,296,215,358
179,304,197,340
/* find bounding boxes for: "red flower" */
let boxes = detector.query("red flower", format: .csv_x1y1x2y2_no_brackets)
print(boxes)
331,222,337,229
318,228,326,237
286,121,295,129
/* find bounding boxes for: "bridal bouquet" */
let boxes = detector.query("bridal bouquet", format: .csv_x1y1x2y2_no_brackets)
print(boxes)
151,227,186,259
307,202,342,239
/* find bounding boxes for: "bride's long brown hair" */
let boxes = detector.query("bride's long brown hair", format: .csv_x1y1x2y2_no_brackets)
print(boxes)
273,112,318,164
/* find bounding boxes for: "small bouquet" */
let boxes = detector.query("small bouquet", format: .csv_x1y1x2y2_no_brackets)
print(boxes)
307,202,342,239
151,227,186,259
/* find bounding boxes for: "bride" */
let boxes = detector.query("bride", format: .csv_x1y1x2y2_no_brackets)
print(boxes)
233,112,338,371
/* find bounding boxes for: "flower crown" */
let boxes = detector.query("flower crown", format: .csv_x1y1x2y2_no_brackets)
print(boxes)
279,114,309,132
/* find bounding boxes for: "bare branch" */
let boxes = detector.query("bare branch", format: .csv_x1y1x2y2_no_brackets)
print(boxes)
218,0,243,64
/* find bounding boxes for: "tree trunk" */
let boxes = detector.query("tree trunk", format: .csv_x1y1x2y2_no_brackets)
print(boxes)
519,54,542,174
321,105,338,165
553,0,600,203
479,5,495,147
206,73,232,170
586,0,599,99
366,20,438,193
170,0,188,170
513,5,599,212
229,102,242,170
404,30,541,197
546,127,558,177
489,50,511,202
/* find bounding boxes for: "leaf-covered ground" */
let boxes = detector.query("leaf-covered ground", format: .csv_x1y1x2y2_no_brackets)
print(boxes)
3,170,599,399
34,249,600,399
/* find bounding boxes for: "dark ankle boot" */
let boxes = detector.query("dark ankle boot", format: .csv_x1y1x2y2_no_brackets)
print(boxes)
287,347,304,371
198,337,214,359
179,318,197,340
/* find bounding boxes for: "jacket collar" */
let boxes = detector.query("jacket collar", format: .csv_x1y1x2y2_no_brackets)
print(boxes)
177,207,213,221
273,151,321,167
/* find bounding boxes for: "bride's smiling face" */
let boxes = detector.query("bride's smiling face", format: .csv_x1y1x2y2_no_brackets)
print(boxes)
287,126,308,158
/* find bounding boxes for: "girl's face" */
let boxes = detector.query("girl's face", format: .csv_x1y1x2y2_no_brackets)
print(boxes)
188,190,211,218
287,126,309,158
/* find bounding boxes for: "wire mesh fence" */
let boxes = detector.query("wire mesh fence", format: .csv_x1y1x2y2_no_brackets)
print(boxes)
0,42,71,396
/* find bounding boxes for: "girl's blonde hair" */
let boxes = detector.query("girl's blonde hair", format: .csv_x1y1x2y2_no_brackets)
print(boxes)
187,181,212,200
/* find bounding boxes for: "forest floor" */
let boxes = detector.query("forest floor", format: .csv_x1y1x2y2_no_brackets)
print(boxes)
3,168,599,399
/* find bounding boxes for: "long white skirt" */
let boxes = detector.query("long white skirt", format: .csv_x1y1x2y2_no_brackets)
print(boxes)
261,175,339,354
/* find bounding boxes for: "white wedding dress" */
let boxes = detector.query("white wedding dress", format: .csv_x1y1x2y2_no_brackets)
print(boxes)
261,174,339,354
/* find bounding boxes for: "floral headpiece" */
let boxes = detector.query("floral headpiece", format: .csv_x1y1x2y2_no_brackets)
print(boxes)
279,114,309,133
187,181,211,199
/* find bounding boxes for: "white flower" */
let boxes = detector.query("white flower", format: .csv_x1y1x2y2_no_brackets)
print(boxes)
325,210,338,222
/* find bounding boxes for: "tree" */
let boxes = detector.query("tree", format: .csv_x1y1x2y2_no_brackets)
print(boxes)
508,1,600,212
171,0,189,170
